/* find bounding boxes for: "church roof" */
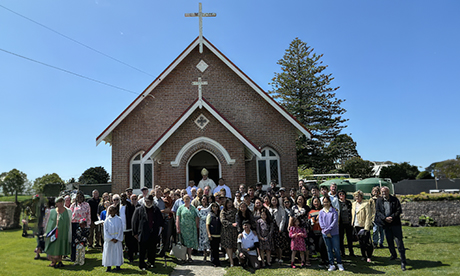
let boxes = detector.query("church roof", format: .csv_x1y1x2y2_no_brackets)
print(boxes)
96,36,311,146
140,97,262,163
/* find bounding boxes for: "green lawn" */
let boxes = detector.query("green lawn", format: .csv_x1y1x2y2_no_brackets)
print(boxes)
0,195,33,202
1,226,459,275
0,228,177,276
225,226,460,276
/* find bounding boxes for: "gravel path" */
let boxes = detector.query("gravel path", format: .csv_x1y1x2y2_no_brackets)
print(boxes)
170,255,226,276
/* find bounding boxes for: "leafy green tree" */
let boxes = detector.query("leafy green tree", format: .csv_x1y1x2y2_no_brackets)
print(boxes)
0,169,28,202
341,157,374,179
78,166,110,184
379,162,419,183
298,166,314,180
426,159,460,179
33,173,64,193
416,171,434,180
270,38,347,173
326,134,360,169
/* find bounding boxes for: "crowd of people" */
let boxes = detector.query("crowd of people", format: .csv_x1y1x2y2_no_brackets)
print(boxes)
34,169,407,272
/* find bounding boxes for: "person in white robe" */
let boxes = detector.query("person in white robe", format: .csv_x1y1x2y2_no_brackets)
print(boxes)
102,206,124,272
198,168,216,191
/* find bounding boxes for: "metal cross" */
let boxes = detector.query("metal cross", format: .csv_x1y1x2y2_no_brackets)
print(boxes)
185,3,216,54
192,77,208,107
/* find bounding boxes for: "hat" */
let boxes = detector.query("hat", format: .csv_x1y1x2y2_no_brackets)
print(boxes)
256,182,263,186
201,168,209,176
279,187,286,192
146,195,154,201
55,196,64,203
125,188,133,192
141,187,148,191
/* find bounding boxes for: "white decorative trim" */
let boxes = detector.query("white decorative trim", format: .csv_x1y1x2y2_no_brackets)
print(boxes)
171,137,235,167
97,37,311,146
196,60,208,72
194,114,209,129
141,99,261,163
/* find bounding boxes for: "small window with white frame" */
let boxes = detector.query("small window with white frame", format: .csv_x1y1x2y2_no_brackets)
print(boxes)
130,152,153,190
257,147,281,187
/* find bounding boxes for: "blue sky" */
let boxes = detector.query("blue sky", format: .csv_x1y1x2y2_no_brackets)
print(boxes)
1,0,459,182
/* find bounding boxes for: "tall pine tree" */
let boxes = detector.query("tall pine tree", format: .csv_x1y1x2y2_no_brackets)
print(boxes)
270,38,348,173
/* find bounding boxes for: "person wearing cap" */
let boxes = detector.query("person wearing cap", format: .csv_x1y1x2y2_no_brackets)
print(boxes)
137,187,149,206
213,178,232,199
44,196,72,268
278,187,286,207
266,180,279,197
197,168,217,191
237,220,260,271
254,182,266,198
132,195,164,270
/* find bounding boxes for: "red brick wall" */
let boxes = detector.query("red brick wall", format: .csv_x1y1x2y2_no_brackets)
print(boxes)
110,45,299,194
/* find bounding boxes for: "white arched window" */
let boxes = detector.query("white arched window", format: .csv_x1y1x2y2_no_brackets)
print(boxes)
257,147,281,187
130,152,153,190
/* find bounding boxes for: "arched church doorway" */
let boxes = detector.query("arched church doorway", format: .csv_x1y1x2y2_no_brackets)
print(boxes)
188,150,220,187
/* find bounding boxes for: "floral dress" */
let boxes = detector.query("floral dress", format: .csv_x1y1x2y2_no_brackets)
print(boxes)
177,204,199,249
256,218,273,250
197,205,211,251
290,205,312,251
220,208,238,250
289,226,307,251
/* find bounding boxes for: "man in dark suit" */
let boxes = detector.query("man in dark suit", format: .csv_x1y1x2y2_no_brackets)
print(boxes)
132,195,164,270
375,186,407,271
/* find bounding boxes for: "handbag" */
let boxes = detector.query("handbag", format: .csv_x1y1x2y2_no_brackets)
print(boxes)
46,211,59,242
352,227,359,242
171,234,187,261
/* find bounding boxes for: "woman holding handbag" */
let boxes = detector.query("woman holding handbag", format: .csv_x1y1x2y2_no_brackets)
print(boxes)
44,196,72,268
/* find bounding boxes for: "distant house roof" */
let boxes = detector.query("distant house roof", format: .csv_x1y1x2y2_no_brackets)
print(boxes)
96,36,311,146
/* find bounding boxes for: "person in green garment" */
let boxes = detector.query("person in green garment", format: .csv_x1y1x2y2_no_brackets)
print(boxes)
176,194,199,262
44,196,72,268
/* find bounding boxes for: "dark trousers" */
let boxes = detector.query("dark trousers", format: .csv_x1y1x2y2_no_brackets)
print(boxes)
339,223,355,255
210,236,221,266
160,218,173,254
124,231,137,261
238,250,260,269
384,225,406,263
139,234,158,269
312,232,329,263
355,227,373,259
71,222,79,261
88,221,101,247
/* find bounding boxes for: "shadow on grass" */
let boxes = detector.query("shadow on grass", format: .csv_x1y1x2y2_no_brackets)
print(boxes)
406,259,449,271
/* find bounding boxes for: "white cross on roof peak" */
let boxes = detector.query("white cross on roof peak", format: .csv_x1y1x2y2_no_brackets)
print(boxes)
185,3,216,54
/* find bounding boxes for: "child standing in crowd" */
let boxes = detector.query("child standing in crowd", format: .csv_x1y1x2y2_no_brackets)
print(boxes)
289,217,307,268
74,218,89,265
102,206,124,272
256,208,273,267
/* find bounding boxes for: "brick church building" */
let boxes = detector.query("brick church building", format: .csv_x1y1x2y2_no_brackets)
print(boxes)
97,37,311,194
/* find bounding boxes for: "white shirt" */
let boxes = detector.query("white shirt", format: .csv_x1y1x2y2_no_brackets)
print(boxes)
186,185,198,197
238,229,259,256
213,184,232,199
198,178,217,191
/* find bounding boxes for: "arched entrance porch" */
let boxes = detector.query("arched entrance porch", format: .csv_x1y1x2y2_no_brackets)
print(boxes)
187,150,220,186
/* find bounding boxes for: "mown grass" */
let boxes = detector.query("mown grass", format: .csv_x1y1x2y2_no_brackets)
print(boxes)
0,195,32,202
0,228,177,276
1,226,459,275
226,226,460,276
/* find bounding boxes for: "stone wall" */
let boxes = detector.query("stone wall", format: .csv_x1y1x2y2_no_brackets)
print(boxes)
401,200,460,226
0,202,20,230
